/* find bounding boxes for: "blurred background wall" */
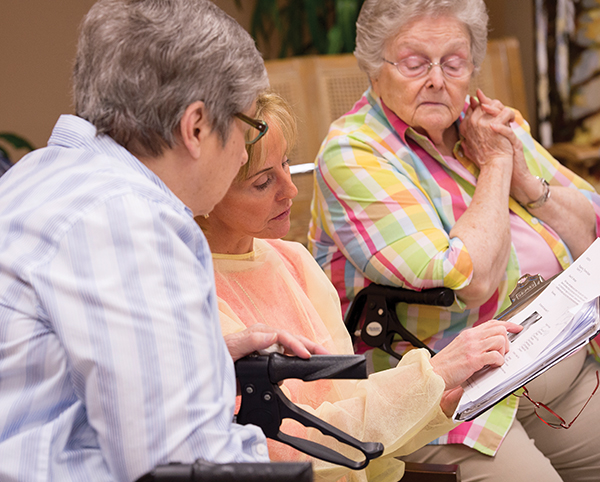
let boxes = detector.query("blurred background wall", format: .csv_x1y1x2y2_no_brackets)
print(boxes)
0,0,535,157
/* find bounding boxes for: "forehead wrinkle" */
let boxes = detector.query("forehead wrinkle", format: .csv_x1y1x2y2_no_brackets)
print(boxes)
390,17,471,57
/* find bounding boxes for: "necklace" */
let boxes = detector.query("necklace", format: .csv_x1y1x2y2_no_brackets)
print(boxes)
233,278,269,325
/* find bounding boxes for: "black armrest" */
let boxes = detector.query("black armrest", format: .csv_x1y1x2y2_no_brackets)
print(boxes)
136,460,313,482
235,353,384,470
344,283,454,361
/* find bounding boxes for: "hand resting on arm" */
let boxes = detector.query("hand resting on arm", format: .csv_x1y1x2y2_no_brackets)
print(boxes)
225,323,331,362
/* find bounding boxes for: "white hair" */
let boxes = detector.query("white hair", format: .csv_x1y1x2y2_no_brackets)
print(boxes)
73,0,269,157
355,0,488,80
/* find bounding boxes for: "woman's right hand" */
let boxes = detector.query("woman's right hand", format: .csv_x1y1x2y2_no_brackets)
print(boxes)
430,319,523,391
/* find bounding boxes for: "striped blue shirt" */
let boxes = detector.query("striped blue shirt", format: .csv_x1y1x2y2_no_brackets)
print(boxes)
0,115,268,482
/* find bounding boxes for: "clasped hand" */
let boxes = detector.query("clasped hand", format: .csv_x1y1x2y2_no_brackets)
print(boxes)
460,89,542,204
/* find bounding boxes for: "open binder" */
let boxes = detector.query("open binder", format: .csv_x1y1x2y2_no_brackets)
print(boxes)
453,239,600,423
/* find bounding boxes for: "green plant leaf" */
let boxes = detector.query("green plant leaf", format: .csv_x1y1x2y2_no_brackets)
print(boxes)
0,133,35,152
303,0,328,54
335,0,361,52
249,0,363,57
327,25,344,54
251,0,281,47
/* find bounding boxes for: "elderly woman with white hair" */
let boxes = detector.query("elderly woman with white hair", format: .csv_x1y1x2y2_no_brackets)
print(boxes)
310,0,600,481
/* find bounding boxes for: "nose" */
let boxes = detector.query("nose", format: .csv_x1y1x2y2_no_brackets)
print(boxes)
278,171,298,201
426,63,445,89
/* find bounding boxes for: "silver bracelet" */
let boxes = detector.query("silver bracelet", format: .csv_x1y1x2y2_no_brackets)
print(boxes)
525,176,551,210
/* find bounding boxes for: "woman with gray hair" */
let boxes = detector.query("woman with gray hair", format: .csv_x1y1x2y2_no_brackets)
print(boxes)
310,0,600,480
0,1,324,481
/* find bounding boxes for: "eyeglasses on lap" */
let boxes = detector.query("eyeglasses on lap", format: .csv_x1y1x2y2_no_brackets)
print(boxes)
382,56,474,80
514,370,599,429
235,112,269,145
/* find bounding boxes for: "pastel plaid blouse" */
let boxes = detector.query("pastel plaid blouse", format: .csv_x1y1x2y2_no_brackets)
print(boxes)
309,88,600,455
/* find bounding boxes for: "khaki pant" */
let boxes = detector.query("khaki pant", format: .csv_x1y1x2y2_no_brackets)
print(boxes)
401,348,600,481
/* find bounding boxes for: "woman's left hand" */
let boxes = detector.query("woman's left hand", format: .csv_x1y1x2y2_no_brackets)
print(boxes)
474,90,544,204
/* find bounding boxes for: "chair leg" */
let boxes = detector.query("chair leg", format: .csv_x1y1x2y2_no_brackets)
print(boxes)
401,461,461,482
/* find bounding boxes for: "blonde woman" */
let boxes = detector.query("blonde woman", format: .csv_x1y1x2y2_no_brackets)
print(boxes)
198,92,521,482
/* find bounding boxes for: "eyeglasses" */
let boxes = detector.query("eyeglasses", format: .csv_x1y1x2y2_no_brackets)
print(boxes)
382,56,474,80
514,370,599,429
235,112,269,145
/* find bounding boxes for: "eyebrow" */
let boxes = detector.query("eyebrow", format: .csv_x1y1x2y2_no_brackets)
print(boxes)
248,166,273,179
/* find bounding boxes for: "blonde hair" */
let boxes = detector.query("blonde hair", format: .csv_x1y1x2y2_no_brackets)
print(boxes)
236,91,298,182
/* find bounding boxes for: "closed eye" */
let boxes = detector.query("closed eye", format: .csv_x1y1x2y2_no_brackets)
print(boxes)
254,176,272,191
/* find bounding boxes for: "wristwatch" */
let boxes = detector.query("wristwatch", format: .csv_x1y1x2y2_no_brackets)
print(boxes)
525,176,551,210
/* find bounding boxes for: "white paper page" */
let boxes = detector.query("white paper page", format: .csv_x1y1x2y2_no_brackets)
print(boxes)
455,299,599,420
454,238,600,418
462,308,575,402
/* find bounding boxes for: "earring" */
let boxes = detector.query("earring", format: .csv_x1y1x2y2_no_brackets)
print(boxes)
202,213,209,219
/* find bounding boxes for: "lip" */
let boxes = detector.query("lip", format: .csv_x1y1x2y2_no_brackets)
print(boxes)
272,207,291,221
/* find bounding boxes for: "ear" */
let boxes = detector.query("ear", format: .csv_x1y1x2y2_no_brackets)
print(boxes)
179,101,210,160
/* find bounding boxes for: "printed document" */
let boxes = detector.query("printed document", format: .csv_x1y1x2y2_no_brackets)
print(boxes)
454,238,600,422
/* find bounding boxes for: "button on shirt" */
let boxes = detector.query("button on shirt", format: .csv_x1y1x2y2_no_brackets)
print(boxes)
0,115,267,482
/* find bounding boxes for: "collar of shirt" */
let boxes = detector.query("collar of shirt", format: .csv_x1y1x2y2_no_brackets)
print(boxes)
369,93,479,182
49,114,193,218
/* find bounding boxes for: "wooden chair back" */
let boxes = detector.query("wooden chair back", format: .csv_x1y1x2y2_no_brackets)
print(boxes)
470,36,529,120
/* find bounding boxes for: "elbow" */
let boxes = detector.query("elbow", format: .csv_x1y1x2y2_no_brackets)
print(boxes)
456,278,497,310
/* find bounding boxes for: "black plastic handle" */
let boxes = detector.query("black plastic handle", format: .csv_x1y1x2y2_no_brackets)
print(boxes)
344,283,454,336
275,386,384,470
235,353,384,470
380,285,455,307
267,352,367,382
136,460,313,482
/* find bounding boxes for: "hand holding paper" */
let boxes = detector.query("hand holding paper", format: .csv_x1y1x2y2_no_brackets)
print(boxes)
453,238,600,422
431,319,523,390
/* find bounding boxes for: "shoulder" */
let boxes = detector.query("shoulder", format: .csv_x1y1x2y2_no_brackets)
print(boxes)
262,238,314,267
319,91,416,174
0,146,198,273
322,91,389,148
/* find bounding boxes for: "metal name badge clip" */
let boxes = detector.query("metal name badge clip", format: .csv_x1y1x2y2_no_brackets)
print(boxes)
509,274,546,303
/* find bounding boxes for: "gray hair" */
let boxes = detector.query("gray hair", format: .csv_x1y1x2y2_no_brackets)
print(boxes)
355,0,488,80
73,0,269,157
